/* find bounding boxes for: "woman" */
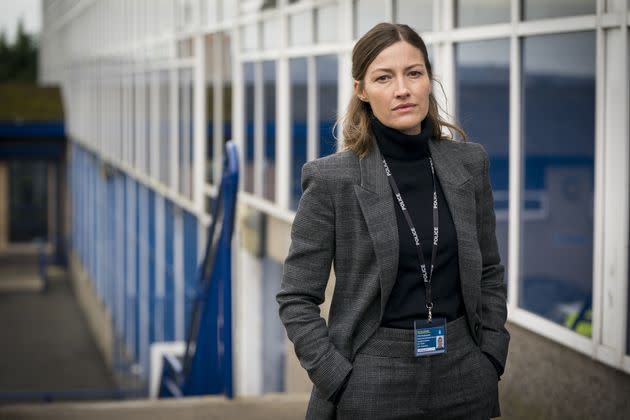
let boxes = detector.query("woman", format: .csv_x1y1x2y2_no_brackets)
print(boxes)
277,22,509,419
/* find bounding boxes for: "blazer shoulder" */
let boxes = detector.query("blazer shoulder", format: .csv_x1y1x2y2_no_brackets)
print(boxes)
303,150,361,185
436,138,488,169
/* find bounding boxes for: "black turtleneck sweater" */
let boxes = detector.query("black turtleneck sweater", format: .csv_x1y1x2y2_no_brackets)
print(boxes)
373,117,465,329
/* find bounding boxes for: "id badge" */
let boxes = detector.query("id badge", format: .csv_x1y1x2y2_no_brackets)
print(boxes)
414,317,446,357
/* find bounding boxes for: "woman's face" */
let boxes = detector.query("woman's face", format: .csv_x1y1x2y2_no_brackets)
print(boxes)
355,40,431,135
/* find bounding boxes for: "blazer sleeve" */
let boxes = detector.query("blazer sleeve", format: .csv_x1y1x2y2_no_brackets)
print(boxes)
476,144,510,373
276,161,352,400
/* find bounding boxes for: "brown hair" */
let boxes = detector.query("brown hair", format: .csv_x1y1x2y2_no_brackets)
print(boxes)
340,22,467,158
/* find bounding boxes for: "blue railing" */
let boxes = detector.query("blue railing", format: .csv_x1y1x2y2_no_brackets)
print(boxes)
159,140,239,398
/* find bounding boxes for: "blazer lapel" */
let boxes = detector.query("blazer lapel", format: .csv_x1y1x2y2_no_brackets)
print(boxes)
429,139,480,308
354,142,399,320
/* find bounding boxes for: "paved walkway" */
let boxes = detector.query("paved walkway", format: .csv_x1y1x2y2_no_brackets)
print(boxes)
0,253,115,402
1,252,630,418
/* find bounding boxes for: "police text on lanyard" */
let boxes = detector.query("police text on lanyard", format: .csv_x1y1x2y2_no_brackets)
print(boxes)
382,157,439,322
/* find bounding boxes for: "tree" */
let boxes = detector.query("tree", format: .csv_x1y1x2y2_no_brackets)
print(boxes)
0,19,38,83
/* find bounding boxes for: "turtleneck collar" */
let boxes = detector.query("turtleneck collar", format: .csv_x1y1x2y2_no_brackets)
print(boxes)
372,116,432,161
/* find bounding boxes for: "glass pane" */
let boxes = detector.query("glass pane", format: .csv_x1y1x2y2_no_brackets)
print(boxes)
290,10,313,46
290,58,308,210
223,35,233,145
206,78,214,184
520,32,595,337
243,63,255,194
262,0,277,10
523,0,595,20
9,161,48,242
242,23,258,52
456,0,510,27
354,0,385,39
316,55,338,157
178,69,194,200
316,4,338,43
263,61,276,202
219,0,236,20
158,71,170,186
263,18,280,50
394,0,433,32
455,39,510,281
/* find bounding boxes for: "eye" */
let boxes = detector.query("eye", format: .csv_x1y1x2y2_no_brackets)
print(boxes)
409,70,424,78
375,74,390,82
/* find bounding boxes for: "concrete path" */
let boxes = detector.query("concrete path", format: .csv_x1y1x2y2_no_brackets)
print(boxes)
0,254,116,402
0,394,310,420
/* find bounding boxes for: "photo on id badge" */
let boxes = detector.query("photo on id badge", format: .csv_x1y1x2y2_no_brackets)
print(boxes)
414,318,446,356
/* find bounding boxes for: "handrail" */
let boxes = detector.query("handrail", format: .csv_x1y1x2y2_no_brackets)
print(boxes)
159,140,239,398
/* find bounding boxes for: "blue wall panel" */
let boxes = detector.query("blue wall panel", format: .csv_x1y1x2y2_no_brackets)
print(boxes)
164,199,175,341
183,210,198,332
148,189,156,347
68,143,204,382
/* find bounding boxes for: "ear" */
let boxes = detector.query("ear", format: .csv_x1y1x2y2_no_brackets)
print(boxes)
354,80,367,102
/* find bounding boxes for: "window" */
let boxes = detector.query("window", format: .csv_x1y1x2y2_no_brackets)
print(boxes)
263,61,276,202
242,23,259,52
243,63,255,194
263,18,280,50
178,69,194,200
523,0,595,21
316,55,338,158
456,0,510,27
316,4,338,43
290,10,313,46
395,0,432,32
455,39,510,277
158,71,170,186
290,58,308,210
354,0,385,39
519,32,596,337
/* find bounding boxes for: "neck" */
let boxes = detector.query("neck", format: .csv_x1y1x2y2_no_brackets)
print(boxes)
372,116,432,161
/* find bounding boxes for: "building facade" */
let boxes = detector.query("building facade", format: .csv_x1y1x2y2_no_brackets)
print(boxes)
40,0,630,395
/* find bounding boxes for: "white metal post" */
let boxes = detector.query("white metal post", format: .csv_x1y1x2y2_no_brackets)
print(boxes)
508,0,522,311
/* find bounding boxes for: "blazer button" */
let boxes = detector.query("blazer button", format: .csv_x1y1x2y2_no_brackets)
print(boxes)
474,323,480,333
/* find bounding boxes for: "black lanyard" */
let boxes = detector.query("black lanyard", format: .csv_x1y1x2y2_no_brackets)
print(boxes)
382,157,439,322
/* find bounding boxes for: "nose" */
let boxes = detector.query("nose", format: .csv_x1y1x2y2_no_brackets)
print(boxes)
394,77,410,98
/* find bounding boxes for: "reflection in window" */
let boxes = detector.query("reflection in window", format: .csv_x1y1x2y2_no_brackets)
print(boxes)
290,58,308,210
456,0,510,27
290,10,313,46
520,32,595,337
354,0,384,39
455,39,510,280
263,61,276,202
394,0,432,32
316,4,337,43
243,63,255,194
316,55,338,157
523,0,595,21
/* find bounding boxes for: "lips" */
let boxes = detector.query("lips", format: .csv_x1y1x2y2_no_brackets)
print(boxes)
393,103,416,111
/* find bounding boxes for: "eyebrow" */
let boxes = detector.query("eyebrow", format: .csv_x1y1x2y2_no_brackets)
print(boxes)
370,63,426,73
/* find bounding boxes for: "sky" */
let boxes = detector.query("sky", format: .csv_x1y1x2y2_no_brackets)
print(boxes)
0,0,41,43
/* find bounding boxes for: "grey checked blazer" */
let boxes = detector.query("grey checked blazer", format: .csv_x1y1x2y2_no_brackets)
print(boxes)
277,137,509,419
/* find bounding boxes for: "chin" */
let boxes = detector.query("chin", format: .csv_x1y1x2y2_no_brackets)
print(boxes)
394,120,422,134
